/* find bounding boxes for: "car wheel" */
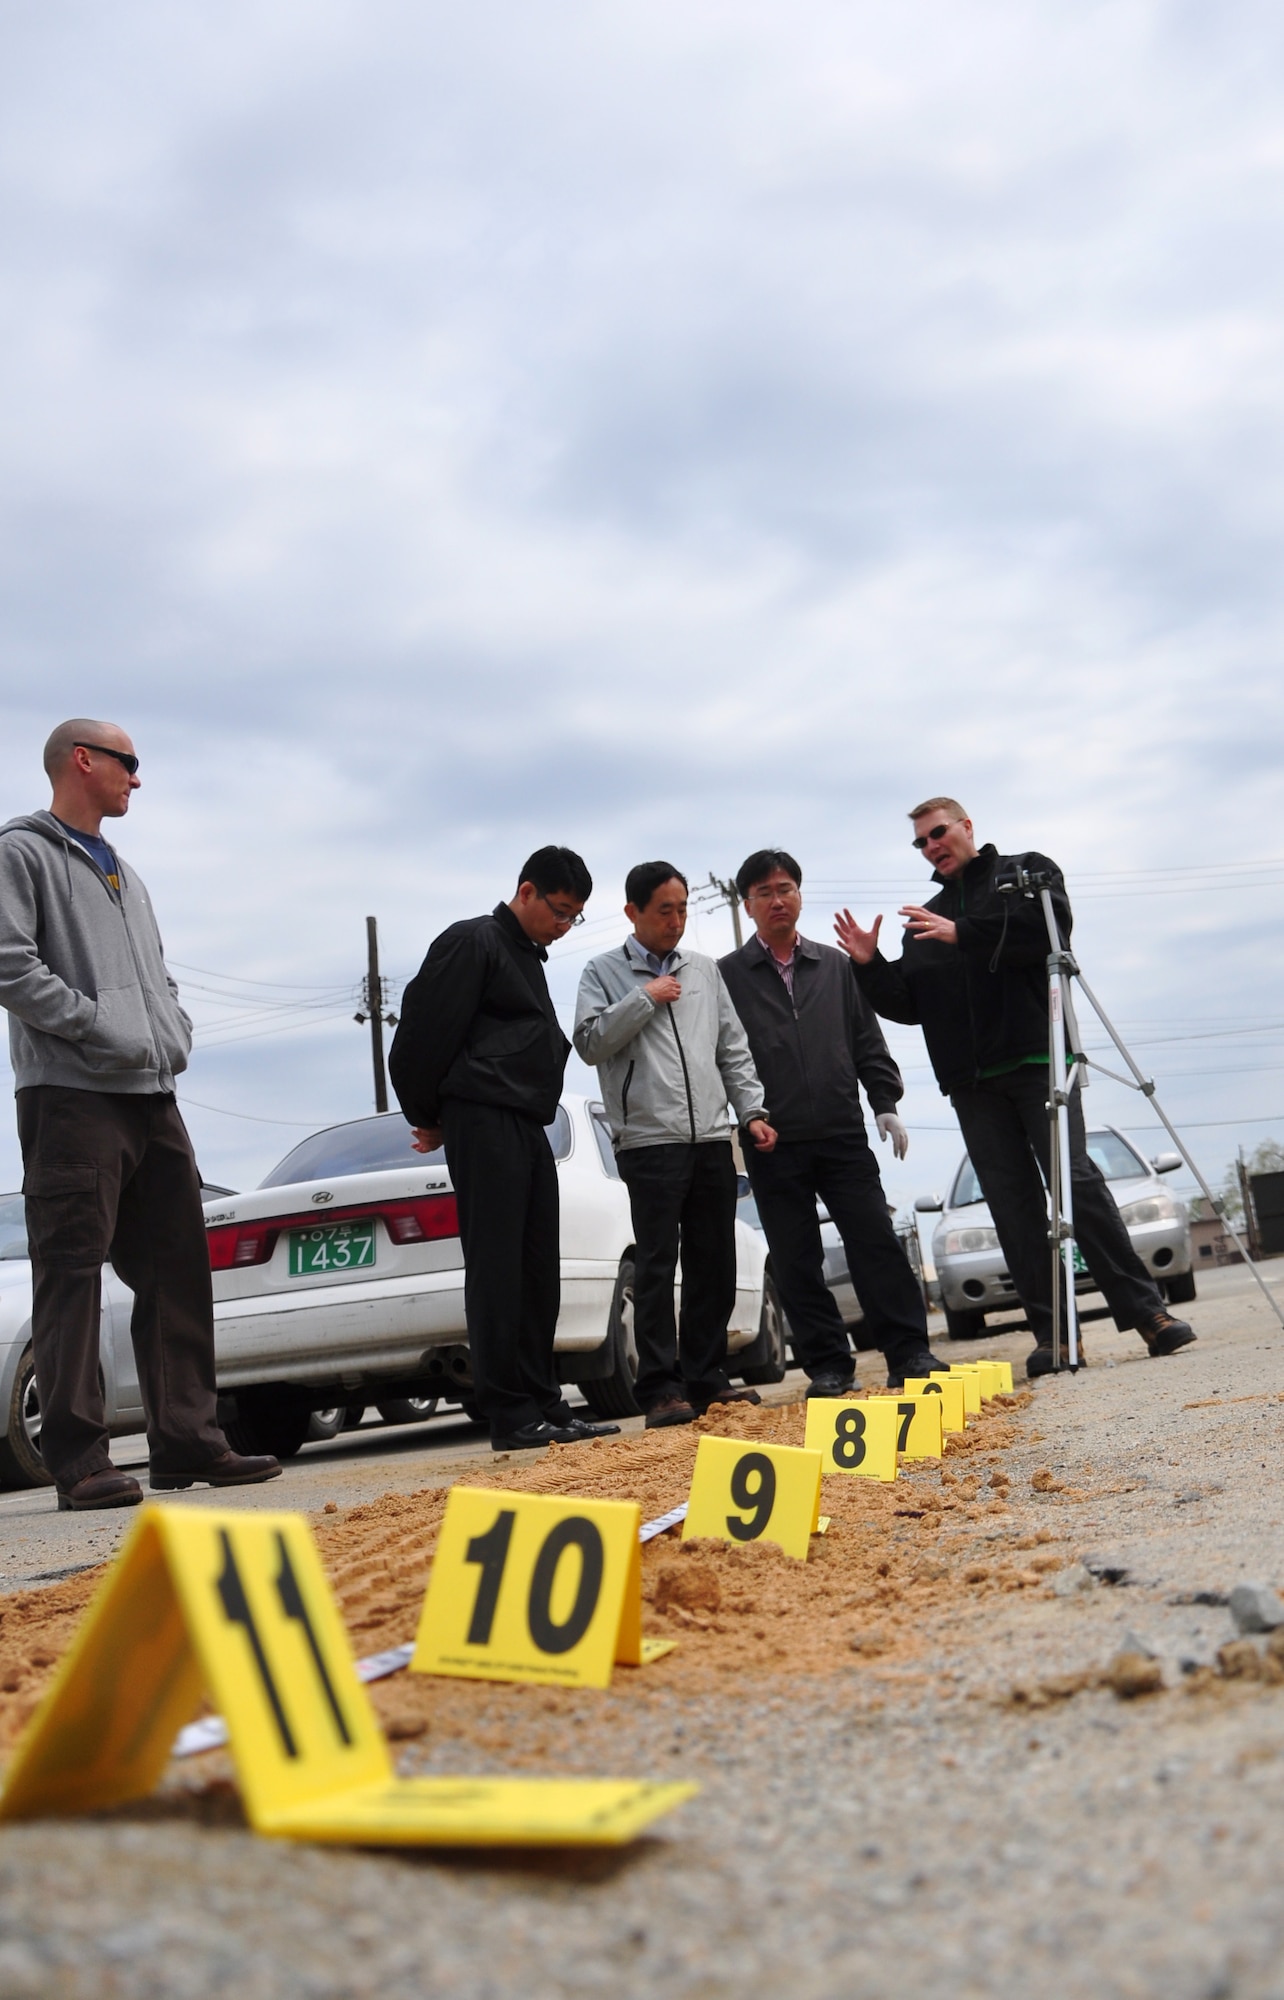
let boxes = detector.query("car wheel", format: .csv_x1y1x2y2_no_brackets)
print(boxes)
306,1407,347,1442
223,1393,311,1460
0,1346,53,1489
577,1256,642,1420
739,1274,788,1385
944,1305,988,1341
376,1397,440,1426
1163,1270,1197,1306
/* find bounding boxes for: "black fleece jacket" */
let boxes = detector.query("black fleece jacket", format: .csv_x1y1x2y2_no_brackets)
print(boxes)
389,903,571,1128
718,933,903,1143
851,845,1071,1095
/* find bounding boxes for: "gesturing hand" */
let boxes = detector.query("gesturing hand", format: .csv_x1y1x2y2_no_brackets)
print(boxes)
645,975,683,1005
834,909,882,963
898,905,958,946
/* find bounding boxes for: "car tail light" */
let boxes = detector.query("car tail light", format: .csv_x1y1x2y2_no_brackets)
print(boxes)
383,1195,459,1243
206,1193,458,1270
206,1219,279,1270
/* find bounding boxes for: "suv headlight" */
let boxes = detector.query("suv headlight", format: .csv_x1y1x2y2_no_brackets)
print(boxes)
1118,1193,1179,1227
939,1226,1001,1255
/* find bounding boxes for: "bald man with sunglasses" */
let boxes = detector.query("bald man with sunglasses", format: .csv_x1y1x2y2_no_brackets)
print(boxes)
835,796,1195,1380
0,721,281,1509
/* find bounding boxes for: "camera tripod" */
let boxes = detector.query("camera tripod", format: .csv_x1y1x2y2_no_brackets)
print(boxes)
1005,870,1284,1371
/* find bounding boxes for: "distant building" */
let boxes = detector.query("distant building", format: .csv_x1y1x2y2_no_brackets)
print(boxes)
1188,1195,1243,1267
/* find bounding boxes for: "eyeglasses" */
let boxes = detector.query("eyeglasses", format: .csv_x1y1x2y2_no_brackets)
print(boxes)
76,743,139,776
536,892,585,928
744,881,801,903
911,822,952,850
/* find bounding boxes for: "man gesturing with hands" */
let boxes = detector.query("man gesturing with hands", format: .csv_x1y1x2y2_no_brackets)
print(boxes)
835,796,1195,1378
575,862,775,1427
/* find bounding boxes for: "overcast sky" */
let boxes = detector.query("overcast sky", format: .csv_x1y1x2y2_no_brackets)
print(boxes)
2,0,1283,1227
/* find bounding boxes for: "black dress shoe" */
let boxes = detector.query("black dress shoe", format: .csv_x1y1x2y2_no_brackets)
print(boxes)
560,1416,622,1439
806,1369,857,1399
57,1468,144,1513
150,1449,282,1491
490,1421,581,1452
885,1349,951,1389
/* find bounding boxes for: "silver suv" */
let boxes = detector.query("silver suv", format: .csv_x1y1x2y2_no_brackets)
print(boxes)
916,1125,1194,1341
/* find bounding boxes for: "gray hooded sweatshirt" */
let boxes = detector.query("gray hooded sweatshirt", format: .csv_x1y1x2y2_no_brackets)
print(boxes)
574,941,766,1153
0,811,193,1095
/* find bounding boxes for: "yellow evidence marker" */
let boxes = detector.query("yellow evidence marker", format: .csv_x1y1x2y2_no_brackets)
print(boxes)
803,1398,899,1481
0,1507,695,1849
412,1487,674,1690
948,1361,1011,1401
681,1436,823,1560
889,1393,945,1459
901,1376,967,1434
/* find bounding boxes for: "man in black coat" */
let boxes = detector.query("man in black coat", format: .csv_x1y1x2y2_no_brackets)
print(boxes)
835,797,1195,1379
719,848,947,1395
389,846,619,1451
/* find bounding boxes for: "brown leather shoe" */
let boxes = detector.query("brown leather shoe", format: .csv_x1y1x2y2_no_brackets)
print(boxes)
643,1395,696,1429
694,1386,763,1414
150,1449,283,1491
56,1468,144,1513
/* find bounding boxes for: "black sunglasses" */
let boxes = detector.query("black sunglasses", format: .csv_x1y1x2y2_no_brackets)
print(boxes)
911,821,951,851
76,742,139,776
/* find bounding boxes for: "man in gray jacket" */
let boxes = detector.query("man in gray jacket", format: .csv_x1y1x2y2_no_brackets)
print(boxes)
0,721,281,1509
575,861,777,1426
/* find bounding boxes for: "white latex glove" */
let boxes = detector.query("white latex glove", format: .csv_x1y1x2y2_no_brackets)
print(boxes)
876,1111,909,1160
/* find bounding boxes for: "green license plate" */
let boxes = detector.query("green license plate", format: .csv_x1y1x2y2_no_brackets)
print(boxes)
288,1221,376,1277
1071,1243,1087,1276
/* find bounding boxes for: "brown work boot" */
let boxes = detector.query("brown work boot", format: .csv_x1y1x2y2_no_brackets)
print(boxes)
1136,1309,1196,1357
694,1386,763,1414
643,1395,696,1429
56,1468,144,1513
150,1449,282,1491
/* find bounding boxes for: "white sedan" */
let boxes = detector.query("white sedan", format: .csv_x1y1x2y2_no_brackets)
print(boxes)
0,1098,785,1484
202,1093,784,1459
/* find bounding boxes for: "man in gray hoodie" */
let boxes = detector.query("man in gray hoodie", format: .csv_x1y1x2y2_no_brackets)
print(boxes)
574,861,777,1426
0,720,281,1509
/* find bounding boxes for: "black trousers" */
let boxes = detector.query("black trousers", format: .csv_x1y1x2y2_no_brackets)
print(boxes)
615,1141,738,1410
17,1086,227,1490
441,1100,563,1438
745,1130,928,1375
950,1066,1164,1345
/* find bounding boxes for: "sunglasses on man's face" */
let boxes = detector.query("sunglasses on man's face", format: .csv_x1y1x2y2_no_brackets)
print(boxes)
912,822,953,851
76,742,140,776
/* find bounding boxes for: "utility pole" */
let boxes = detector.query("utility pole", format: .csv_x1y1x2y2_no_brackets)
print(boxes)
707,872,744,948
354,916,398,1113
1238,1146,1262,1261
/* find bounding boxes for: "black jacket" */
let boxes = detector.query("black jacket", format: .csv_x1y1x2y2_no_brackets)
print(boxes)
852,845,1071,1094
389,903,572,1128
717,933,903,1143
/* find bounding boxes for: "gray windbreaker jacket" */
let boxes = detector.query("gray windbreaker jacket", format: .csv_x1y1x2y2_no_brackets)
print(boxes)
574,942,767,1153
0,811,193,1095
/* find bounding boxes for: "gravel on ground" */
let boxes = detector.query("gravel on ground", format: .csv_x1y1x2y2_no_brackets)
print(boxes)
1,1261,1284,1999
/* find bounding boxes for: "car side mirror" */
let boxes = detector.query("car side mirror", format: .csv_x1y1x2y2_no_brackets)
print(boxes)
914,1194,944,1213
1151,1152,1182,1175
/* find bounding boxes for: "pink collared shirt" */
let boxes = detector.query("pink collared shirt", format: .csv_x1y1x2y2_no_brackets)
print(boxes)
757,932,800,999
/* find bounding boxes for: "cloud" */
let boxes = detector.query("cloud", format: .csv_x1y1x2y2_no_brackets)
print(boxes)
0,0,1283,1203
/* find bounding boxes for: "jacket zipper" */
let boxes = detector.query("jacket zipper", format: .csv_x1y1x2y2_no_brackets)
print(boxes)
667,1007,697,1143
621,1059,634,1125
